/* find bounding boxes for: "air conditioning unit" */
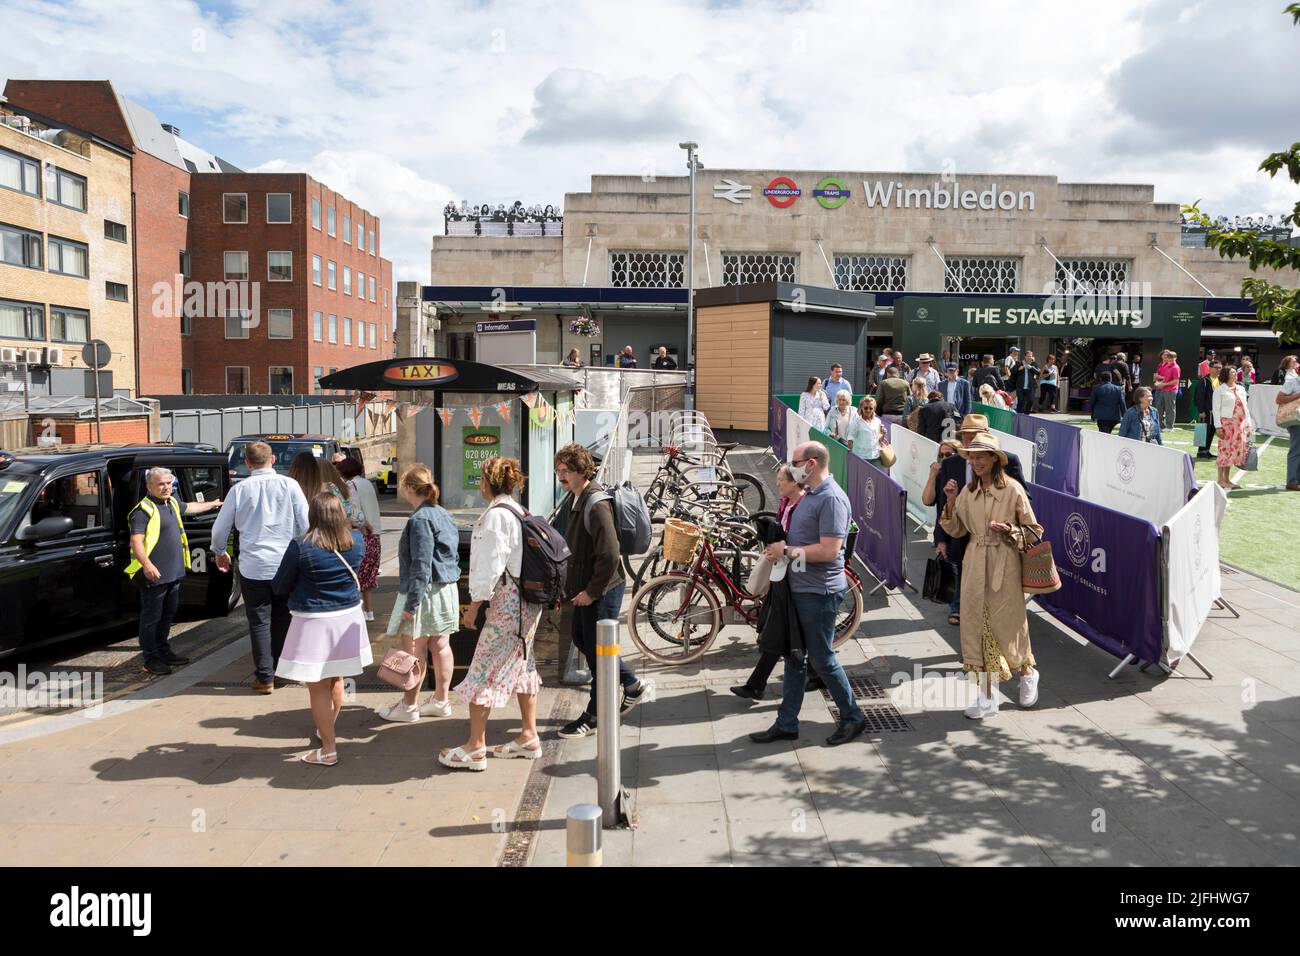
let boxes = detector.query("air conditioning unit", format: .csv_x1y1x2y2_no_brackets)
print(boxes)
0,347,16,363
44,346,63,365
24,349,42,365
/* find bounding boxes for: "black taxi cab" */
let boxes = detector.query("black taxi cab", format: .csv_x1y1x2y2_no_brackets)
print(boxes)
0,444,236,659
224,434,343,483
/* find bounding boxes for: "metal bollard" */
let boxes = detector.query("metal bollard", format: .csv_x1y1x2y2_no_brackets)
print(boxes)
596,618,622,826
566,803,602,867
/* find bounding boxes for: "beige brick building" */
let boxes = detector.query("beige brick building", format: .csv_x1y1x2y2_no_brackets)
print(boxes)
1,106,136,394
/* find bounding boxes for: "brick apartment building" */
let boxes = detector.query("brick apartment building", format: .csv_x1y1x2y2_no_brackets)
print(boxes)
3,80,394,396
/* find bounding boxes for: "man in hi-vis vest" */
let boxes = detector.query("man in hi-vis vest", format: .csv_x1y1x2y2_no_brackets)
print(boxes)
127,467,222,675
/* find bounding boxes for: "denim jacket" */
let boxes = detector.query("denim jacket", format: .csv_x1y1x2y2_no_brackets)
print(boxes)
398,503,460,612
272,532,364,613
1118,405,1163,445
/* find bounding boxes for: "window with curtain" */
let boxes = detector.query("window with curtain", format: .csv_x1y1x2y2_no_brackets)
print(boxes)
51,307,89,342
1,224,43,269
267,251,292,281
0,299,44,340
46,166,86,211
48,237,89,277
0,148,40,196
224,251,249,281
268,309,293,339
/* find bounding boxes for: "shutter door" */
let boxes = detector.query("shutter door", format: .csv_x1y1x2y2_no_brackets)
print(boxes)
780,316,858,393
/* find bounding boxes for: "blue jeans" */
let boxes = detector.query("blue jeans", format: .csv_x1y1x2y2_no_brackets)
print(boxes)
571,581,637,716
776,590,865,732
138,580,181,663
1288,424,1300,486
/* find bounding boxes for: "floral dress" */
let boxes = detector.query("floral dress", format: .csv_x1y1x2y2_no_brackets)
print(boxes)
799,390,830,431
1217,389,1252,468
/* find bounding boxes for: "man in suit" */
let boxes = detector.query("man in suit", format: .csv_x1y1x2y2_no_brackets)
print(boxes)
917,390,959,444
972,354,1004,395
939,361,973,419
1194,359,1222,459
922,414,1026,626
1010,350,1041,414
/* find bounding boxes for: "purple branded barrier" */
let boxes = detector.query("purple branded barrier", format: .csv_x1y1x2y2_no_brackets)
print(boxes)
1013,414,1081,496
770,396,787,461
846,453,907,591
1026,481,1162,663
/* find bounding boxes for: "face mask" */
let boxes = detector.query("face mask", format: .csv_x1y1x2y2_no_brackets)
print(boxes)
789,461,811,483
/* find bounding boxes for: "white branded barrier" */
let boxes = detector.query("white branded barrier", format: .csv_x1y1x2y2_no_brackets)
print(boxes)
785,407,811,463
889,427,938,527
1161,482,1223,668
1078,428,1195,528
1247,384,1287,437
993,430,1037,485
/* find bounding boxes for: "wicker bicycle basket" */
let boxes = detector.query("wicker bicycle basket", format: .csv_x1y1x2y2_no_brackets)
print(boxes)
662,518,703,564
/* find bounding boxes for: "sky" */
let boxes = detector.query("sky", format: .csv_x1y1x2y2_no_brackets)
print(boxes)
3,0,1298,285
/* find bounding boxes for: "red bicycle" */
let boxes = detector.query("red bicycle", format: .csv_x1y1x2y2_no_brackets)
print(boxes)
625,531,864,665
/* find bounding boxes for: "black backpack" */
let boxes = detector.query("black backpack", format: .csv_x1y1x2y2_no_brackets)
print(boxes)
491,503,571,611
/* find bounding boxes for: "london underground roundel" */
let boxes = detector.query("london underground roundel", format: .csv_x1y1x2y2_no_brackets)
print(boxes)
813,177,851,209
763,176,801,208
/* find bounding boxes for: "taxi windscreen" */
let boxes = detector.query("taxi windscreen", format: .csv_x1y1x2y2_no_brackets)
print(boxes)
227,441,325,477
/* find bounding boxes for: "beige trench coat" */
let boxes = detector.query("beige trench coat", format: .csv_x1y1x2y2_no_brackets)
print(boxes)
938,477,1042,681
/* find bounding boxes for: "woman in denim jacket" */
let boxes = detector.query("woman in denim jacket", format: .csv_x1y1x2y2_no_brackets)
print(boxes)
377,465,461,723
273,492,370,766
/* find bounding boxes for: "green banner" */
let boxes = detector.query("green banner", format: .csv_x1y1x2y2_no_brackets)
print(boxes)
462,425,501,490
972,402,1016,435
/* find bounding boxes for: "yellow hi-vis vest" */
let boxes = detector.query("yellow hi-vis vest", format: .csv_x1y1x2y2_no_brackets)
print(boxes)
124,496,190,579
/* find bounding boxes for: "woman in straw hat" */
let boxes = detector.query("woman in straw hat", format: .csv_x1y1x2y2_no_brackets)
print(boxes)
939,432,1043,720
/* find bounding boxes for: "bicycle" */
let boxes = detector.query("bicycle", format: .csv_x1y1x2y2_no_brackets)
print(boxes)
626,530,864,665
643,442,767,516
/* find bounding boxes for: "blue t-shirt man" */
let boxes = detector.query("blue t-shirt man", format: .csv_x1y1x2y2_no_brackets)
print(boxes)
785,475,850,594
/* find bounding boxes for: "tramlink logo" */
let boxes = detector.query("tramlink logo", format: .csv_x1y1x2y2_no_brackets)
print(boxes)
812,177,851,210
383,363,458,384
1064,512,1090,568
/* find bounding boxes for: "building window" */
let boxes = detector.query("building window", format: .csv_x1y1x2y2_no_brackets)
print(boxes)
45,166,87,211
311,197,321,229
327,206,336,236
266,193,292,224
384,288,389,307
343,214,351,243
224,251,249,281
358,223,365,248
224,310,251,339
0,147,41,197
0,299,44,341
225,366,250,394
312,311,322,341
104,220,128,243
269,366,293,394
368,229,375,254
833,254,908,292
721,252,798,285
313,366,323,394
609,250,685,288
369,322,377,349
51,306,89,343
181,311,191,336
945,256,1020,293
328,313,337,343
1,223,43,270
105,281,129,301
181,368,193,394
327,260,336,290
180,249,191,277
1053,258,1131,295
312,255,321,285
343,266,351,296
267,251,293,282
268,308,293,339
343,316,352,345
223,193,248,224
48,236,89,278
179,191,189,218
369,276,376,302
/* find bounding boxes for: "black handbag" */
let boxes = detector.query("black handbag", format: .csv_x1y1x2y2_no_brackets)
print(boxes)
922,557,958,605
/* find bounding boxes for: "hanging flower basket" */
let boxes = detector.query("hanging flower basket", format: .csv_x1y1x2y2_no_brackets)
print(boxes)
569,316,601,337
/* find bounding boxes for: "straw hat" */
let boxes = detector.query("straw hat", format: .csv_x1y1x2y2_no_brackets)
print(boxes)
957,413,990,434
957,432,1008,466
916,353,935,363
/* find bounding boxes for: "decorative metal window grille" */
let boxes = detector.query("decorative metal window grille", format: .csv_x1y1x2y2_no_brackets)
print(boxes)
833,254,908,292
1053,258,1130,295
609,250,685,288
722,253,798,285
944,256,1019,293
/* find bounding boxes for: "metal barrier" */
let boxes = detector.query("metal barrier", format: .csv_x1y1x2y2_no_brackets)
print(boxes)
158,399,395,450
594,383,687,486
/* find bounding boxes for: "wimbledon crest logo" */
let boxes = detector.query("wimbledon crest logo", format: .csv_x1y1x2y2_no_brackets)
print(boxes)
1192,514,1204,572
1064,512,1090,568
1035,427,1049,461
863,477,876,520
1116,448,1137,484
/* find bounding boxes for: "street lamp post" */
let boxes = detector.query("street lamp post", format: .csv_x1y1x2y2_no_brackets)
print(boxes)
679,142,699,386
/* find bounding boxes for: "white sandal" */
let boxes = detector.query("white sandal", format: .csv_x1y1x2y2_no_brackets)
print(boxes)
301,748,337,766
493,736,542,760
437,746,487,772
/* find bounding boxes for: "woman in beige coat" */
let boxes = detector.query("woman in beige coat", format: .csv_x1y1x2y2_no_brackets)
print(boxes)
939,432,1042,720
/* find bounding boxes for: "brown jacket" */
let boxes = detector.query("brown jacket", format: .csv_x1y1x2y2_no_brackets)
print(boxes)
563,482,623,601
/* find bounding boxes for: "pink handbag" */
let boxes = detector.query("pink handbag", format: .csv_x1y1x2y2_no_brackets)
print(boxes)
377,648,425,691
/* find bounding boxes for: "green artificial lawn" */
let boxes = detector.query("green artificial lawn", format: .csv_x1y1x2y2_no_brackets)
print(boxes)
1063,416,1297,591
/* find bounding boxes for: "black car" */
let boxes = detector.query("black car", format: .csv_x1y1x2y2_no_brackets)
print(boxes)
225,434,343,483
0,445,237,659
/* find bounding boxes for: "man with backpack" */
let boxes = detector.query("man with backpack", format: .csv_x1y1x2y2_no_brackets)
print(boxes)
554,442,647,738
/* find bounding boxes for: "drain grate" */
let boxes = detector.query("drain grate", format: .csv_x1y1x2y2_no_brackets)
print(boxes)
820,681,911,732
845,675,886,699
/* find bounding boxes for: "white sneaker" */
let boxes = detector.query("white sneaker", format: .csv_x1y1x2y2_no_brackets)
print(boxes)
377,701,420,723
964,688,1000,720
364,611,375,622
418,697,453,718
1019,668,1040,708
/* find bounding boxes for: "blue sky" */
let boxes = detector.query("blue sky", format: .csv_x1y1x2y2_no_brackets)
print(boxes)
4,0,1297,283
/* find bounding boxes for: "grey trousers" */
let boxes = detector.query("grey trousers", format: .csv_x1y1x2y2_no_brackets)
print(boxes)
1156,390,1177,429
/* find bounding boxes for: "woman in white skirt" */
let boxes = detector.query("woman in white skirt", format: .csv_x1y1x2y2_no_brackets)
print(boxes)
377,465,461,722
439,456,543,771
273,492,372,766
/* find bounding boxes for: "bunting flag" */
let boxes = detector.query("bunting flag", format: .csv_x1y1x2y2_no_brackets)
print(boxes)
406,403,423,419
520,392,538,409
353,390,375,417
495,400,512,423
368,409,380,431
467,405,484,428
437,407,454,428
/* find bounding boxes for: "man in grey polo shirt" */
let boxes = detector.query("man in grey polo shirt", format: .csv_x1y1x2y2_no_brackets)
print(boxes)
751,440,868,747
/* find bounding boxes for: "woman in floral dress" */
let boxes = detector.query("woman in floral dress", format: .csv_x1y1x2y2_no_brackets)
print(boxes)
1213,364,1254,490
438,456,543,771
